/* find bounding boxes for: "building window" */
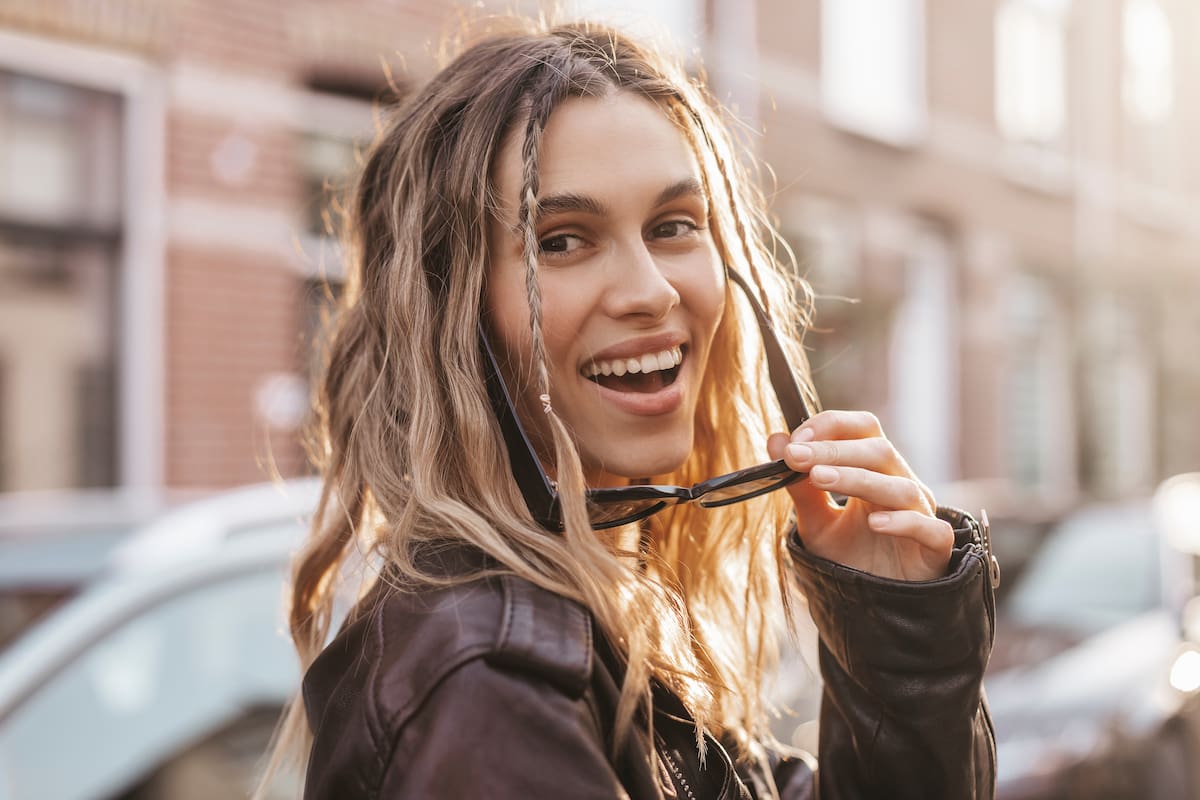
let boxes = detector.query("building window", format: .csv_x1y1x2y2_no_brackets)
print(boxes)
290,85,377,471
887,227,958,486
561,0,704,53
1079,295,1156,496
293,85,377,271
1003,273,1074,492
1122,0,1173,125
994,0,1069,145
784,200,867,416
0,71,122,492
1158,293,1200,480
1121,0,1178,191
819,0,926,147
301,132,359,240
1006,278,1047,487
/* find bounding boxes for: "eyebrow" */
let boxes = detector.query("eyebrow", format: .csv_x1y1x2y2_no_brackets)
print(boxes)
652,177,707,208
535,192,609,219
530,177,708,224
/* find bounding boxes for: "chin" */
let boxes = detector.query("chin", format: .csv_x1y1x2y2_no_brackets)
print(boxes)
586,436,693,485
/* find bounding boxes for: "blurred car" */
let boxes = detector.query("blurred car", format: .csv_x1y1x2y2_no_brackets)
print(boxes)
987,474,1200,800
0,491,168,653
0,524,134,653
0,479,321,800
935,478,1072,605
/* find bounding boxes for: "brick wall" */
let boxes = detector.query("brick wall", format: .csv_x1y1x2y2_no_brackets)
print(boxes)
2,0,1197,497
0,0,447,490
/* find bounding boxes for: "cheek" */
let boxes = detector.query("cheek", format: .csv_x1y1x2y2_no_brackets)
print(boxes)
706,281,727,331
537,303,580,366
525,274,591,370
688,267,728,342
488,279,580,383
484,271,552,446
485,268,533,366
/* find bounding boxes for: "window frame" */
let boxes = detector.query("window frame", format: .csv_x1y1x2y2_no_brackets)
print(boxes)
992,0,1074,192
819,0,928,148
0,29,166,497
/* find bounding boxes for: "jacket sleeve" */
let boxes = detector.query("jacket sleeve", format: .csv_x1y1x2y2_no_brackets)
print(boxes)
375,657,630,799
784,507,997,800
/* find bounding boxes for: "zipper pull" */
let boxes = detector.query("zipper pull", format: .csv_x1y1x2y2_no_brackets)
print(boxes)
980,509,1001,589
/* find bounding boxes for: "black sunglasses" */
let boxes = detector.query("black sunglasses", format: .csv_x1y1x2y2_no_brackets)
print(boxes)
479,266,812,531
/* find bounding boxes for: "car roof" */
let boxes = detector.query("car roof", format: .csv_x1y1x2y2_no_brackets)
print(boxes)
0,479,322,722
0,490,163,587
108,478,322,575
1054,501,1154,534
0,480,320,588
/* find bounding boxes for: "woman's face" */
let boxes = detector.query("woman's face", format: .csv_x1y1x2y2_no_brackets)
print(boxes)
487,91,726,487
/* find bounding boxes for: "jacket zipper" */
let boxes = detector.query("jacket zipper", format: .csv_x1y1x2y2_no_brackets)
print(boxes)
660,746,697,800
979,509,1001,589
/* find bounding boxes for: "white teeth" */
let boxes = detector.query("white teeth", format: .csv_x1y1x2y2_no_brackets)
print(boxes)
583,347,684,379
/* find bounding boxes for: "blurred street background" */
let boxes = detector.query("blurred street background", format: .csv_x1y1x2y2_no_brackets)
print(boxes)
0,1,1199,798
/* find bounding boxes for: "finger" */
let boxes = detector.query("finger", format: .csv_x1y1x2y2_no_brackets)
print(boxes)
768,433,841,528
867,509,955,557
789,440,936,508
783,437,904,476
767,432,791,461
808,465,933,514
792,409,885,443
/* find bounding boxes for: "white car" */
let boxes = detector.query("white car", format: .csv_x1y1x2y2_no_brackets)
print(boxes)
0,480,320,800
987,473,1200,800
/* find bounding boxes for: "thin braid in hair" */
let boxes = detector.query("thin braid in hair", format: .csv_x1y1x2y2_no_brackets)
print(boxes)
517,90,556,416
509,60,676,753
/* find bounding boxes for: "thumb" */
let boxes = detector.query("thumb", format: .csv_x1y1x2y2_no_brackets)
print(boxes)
767,433,838,536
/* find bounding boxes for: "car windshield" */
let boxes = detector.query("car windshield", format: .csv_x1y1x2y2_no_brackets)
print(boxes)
1006,506,1161,636
0,526,135,653
0,562,297,800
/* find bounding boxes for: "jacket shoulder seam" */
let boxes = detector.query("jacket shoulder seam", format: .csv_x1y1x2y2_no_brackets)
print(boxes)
487,574,593,697
361,576,593,791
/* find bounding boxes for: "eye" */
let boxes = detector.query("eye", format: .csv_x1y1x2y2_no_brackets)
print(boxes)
650,220,700,240
538,233,586,256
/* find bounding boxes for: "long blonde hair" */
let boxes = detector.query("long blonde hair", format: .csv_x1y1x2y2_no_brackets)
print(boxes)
265,16,816,790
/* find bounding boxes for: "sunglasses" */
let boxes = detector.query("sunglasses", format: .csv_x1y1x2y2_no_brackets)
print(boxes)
479,266,812,531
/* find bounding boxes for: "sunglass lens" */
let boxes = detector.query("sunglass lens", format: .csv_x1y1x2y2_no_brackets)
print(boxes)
588,498,669,529
700,470,802,507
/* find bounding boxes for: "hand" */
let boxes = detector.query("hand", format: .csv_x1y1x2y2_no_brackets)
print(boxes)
767,410,953,582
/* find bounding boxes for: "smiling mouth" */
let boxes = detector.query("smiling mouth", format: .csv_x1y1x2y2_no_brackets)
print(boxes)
582,346,685,394
589,366,681,393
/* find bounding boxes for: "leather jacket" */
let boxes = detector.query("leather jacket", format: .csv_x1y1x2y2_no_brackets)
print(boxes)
302,507,996,799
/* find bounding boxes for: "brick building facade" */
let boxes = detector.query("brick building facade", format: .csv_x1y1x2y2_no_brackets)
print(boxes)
0,0,1196,516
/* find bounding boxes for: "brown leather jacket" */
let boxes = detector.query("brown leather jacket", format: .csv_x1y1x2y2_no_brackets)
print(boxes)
302,507,996,799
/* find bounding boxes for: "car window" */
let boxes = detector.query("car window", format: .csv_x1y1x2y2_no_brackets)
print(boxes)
0,588,75,654
1006,508,1161,635
0,527,135,653
0,565,296,800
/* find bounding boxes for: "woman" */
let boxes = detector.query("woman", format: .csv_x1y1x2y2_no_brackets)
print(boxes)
269,17,997,800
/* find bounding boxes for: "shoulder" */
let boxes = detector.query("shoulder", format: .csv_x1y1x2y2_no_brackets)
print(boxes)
301,572,595,797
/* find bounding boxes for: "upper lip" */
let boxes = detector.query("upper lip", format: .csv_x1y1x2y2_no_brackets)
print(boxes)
582,332,688,367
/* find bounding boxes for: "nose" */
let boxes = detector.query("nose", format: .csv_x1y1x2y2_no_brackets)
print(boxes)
602,241,680,322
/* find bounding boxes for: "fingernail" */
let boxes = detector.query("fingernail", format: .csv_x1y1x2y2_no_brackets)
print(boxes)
786,443,812,463
810,465,837,486
794,427,815,443
869,512,891,528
